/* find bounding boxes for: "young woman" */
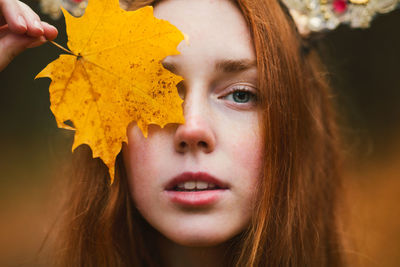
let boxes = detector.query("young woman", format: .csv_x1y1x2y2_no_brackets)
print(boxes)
0,0,345,266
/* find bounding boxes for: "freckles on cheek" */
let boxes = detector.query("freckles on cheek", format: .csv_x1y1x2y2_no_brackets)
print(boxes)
130,141,150,166
127,141,158,205
127,127,153,167
129,144,163,185
229,134,263,202
230,130,263,172
126,131,164,188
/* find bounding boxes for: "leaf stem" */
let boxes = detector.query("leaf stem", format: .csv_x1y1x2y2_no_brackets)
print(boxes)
49,40,76,56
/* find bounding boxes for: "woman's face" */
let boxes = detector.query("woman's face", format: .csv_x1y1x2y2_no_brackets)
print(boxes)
123,0,263,247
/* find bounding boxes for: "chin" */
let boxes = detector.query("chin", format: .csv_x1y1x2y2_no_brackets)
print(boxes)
158,221,243,247
165,232,231,247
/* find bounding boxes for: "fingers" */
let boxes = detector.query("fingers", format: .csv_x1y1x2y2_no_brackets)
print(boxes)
0,0,58,71
41,21,58,41
0,31,43,71
26,35,46,48
0,0,58,38
17,1,44,37
0,0,27,34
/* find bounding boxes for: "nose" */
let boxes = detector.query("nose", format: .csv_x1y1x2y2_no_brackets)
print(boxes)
174,112,216,154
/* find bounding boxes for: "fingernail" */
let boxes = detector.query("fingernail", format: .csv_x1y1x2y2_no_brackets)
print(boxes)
34,20,44,33
18,16,27,30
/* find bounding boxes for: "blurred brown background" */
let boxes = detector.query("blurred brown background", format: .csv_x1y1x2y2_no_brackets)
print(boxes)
0,1,399,266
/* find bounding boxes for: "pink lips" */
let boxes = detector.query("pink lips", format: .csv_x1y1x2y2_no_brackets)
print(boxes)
164,172,229,207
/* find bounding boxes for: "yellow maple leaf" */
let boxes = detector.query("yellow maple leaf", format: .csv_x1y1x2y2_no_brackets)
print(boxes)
36,0,185,183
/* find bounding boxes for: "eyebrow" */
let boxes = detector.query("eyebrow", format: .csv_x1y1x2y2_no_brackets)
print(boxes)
215,59,256,73
162,59,256,74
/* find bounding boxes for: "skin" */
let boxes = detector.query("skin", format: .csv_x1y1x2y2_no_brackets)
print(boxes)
1,0,262,265
123,0,264,265
0,0,58,71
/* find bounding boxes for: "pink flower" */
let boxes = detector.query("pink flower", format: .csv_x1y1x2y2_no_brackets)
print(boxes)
333,0,348,14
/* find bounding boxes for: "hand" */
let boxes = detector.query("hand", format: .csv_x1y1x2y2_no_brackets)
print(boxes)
0,0,58,71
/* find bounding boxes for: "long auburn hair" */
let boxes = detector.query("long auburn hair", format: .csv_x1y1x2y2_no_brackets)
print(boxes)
51,0,345,266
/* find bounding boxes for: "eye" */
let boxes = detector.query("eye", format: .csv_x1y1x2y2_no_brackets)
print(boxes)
221,86,257,105
231,91,252,103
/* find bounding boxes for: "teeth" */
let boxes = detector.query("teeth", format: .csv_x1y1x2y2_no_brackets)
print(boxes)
178,181,218,190
196,181,208,190
184,181,196,190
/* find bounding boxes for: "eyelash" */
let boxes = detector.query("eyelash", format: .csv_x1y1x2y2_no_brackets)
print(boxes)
220,85,258,106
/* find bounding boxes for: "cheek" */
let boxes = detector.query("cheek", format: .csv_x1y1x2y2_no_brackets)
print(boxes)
125,124,172,171
232,133,263,203
219,115,264,209
126,126,155,165
226,118,264,177
233,134,263,171
123,126,167,205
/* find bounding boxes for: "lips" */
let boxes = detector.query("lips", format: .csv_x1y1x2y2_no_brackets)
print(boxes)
164,172,229,207
165,172,229,191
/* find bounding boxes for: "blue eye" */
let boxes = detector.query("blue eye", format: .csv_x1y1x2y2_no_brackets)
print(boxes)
224,88,256,104
232,91,251,103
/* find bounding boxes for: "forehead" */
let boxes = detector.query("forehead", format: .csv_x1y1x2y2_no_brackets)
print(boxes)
153,0,255,62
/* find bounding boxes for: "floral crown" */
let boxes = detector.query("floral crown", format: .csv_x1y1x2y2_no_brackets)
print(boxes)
281,0,400,35
40,0,400,34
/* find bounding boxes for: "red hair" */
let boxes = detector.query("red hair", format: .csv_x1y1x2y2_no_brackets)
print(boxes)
51,0,345,266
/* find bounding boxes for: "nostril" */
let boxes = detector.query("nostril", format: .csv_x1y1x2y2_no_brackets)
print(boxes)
179,142,186,149
199,141,207,148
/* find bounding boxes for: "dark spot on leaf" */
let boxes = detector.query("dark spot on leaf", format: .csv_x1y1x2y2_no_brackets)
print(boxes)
93,92,101,101
130,63,139,69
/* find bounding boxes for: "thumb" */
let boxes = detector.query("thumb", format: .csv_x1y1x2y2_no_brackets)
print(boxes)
0,32,41,71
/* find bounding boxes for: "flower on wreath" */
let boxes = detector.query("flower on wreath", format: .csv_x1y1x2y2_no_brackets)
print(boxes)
39,0,88,19
281,0,400,35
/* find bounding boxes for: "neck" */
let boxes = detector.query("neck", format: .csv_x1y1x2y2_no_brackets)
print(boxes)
156,234,232,267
